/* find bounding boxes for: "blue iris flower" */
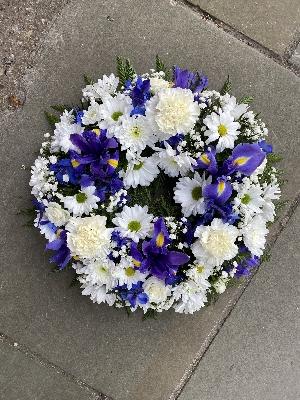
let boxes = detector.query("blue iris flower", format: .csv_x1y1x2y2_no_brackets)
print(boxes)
222,143,266,176
173,66,208,92
116,282,149,308
49,158,82,185
130,76,151,116
258,140,273,154
235,255,260,277
46,230,71,269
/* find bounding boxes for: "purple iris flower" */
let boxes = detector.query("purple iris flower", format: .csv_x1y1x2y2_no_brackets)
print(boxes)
70,129,119,178
258,140,273,154
131,242,143,269
49,158,82,185
116,282,148,308
130,76,151,115
173,66,208,92
195,148,218,175
222,143,265,176
166,133,185,148
74,109,84,124
46,230,71,269
198,200,239,225
203,177,232,205
140,218,189,281
235,255,260,277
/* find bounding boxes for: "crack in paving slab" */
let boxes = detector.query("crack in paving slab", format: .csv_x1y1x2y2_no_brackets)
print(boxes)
169,191,300,399
176,0,300,77
0,332,112,400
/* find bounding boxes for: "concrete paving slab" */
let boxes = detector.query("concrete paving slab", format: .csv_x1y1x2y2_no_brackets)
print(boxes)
179,205,300,400
0,1,299,400
186,0,300,55
291,43,300,66
0,338,98,400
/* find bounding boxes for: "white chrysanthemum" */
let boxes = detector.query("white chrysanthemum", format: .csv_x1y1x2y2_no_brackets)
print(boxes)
172,280,207,314
66,215,112,259
146,87,200,140
45,202,70,227
82,73,119,100
192,219,239,267
242,215,269,256
120,156,159,188
221,94,249,120
143,276,172,304
149,76,171,93
114,114,156,153
174,172,208,217
81,99,102,125
74,259,116,289
112,204,153,242
213,277,228,294
50,110,83,153
203,111,240,152
80,281,116,306
98,93,132,136
112,259,146,289
63,186,100,217
157,142,197,177
30,157,54,198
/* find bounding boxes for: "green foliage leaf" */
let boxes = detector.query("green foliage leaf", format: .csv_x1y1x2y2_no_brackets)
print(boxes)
116,56,136,87
44,111,60,126
143,309,158,320
83,74,94,85
240,95,254,104
155,54,170,80
220,75,232,95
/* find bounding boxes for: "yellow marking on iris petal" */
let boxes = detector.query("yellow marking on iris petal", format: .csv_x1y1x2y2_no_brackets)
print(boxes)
107,159,118,168
73,255,80,260
156,232,165,248
133,259,141,268
56,229,62,237
92,128,100,136
233,156,250,166
217,181,225,196
71,159,80,168
200,154,210,165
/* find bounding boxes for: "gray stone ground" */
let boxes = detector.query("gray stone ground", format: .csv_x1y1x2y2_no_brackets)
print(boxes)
0,1,299,399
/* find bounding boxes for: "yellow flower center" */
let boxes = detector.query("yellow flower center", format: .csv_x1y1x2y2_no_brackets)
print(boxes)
218,124,228,136
125,267,135,277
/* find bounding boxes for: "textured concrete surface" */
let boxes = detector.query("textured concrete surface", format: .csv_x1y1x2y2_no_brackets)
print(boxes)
0,1,299,400
186,0,300,55
0,339,98,400
291,43,300,66
0,0,70,111
179,205,300,400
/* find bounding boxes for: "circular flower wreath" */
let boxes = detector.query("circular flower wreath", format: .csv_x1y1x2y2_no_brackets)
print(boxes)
30,57,281,315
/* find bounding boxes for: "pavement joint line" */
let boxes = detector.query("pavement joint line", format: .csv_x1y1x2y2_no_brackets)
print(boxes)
175,0,300,78
168,190,300,400
0,332,113,400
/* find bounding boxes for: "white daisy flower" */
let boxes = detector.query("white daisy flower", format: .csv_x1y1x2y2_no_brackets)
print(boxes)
261,181,281,222
112,259,146,289
221,94,249,120
114,114,156,153
45,202,70,227
80,280,116,306
172,280,207,314
63,186,100,216
74,258,116,289
112,204,153,242
81,99,102,125
66,215,112,260
157,142,197,177
203,111,240,152
185,263,213,290
192,218,239,267
82,73,119,100
146,87,200,140
50,110,83,153
120,156,159,189
242,215,269,256
213,277,228,294
174,172,208,217
98,93,132,136
234,182,265,222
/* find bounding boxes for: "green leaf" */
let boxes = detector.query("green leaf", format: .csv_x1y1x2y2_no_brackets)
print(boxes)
83,74,94,85
116,56,136,87
240,95,254,104
143,309,158,320
50,104,71,113
155,54,170,80
44,111,60,126
220,75,232,95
